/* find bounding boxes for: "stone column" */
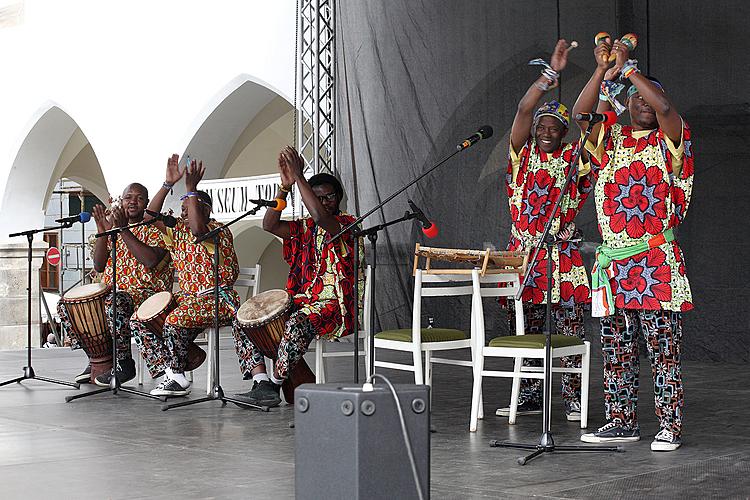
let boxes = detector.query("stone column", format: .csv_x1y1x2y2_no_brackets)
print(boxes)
0,241,48,350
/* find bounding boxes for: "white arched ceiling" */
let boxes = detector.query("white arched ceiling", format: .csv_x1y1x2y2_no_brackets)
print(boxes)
0,104,108,240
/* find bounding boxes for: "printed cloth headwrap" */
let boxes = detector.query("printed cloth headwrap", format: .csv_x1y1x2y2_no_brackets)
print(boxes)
627,79,664,98
590,228,674,317
533,100,570,128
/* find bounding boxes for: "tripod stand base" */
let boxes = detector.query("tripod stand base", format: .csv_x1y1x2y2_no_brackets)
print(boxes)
0,366,80,389
65,383,162,402
161,384,269,412
490,434,624,465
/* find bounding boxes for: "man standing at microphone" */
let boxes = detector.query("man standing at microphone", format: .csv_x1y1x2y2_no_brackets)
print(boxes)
497,39,593,421
573,35,693,451
231,146,364,407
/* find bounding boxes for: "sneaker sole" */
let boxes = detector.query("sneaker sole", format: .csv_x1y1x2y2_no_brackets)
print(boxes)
495,408,543,417
566,412,582,422
75,375,92,384
234,395,281,408
581,434,640,443
651,441,681,451
150,388,191,397
94,375,136,388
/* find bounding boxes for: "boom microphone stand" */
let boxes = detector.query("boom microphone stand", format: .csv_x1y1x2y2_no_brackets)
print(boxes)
66,219,165,403
488,121,621,464
1,223,81,390
328,126,493,382
162,204,268,412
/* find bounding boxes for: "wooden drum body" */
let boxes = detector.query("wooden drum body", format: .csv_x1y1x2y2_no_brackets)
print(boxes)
134,291,206,371
236,289,316,403
61,282,113,381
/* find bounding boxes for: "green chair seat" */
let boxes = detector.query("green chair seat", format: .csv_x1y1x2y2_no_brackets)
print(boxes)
375,328,466,343
488,334,584,349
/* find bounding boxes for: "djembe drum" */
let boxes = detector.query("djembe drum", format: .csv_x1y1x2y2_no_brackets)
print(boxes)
235,289,316,403
134,291,206,371
60,282,113,382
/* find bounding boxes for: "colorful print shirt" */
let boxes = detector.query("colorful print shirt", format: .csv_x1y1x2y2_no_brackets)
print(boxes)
585,121,694,312
162,219,240,327
102,225,173,307
283,215,365,339
506,139,593,306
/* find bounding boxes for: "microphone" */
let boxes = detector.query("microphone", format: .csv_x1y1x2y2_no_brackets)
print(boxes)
55,212,91,224
250,198,287,212
574,111,618,126
408,199,438,239
456,125,494,151
145,209,178,228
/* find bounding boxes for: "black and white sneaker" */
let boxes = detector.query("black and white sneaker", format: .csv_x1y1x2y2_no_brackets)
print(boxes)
651,429,681,451
149,378,190,397
566,401,582,422
94,358,136,387
234,380,281,407
581,422,640,443
75,364,92,384
496,401,542,417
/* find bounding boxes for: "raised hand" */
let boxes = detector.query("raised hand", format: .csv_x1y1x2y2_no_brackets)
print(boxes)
92,204,113,232
111,206,128,228
610,38,630,68
595,36,613,70
184,157,205,192
550,39,573,72
279,146,304,184
166,154,184,186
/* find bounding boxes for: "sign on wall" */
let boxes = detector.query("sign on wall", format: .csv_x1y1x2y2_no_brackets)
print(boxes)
200,173,306,222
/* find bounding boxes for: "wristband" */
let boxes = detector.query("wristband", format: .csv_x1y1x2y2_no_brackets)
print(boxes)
162,181,174,191
179,191,200,201
621,59,639,79
279,184,292,193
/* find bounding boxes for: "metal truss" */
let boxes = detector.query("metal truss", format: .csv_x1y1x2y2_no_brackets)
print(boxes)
296,0,335,175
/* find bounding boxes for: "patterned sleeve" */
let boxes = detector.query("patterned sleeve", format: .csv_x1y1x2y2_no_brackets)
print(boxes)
661,120,694,225
583,123,621,182
565,140,594,216
506,139,531,198
282,220,304,267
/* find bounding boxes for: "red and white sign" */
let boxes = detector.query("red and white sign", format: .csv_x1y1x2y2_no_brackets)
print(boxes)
46,247,61,266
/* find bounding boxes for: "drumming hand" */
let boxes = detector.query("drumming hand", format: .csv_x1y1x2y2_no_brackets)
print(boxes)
184,158,205,192
111,205,128,228
92,204,113,232
166,154,185,186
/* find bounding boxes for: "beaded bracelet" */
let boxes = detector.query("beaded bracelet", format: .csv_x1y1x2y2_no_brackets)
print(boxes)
279,184,292,193
162,181,174,191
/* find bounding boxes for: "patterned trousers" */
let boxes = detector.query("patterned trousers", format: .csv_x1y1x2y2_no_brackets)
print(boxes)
130,320,203,377
507,302,585,410
600,309,683,436
57,290,134,361
232,310,317,381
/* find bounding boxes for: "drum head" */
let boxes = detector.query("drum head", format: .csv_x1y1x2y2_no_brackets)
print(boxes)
136,291,173,321
236,289,291,326
63,282,109,300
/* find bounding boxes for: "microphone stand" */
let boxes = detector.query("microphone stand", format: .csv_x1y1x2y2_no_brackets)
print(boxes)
66,218,168,403
328,144,473,382
0,223,82,390
162,205,268,412
488,122,621,464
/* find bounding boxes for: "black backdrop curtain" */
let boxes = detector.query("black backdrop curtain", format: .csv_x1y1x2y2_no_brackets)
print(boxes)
334,0,750,361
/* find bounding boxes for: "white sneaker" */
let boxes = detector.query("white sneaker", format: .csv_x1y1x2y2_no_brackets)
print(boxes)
150,378,191,397
651,429,681,451
566,411,581,421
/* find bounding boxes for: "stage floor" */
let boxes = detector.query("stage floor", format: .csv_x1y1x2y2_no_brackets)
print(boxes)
0,342,748,499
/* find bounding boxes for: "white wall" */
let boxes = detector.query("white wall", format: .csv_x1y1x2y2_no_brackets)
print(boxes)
0,0,296,241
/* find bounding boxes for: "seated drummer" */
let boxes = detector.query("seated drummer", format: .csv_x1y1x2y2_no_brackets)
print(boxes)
57,183,172,385
232,146,364,407
130,155,240,397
